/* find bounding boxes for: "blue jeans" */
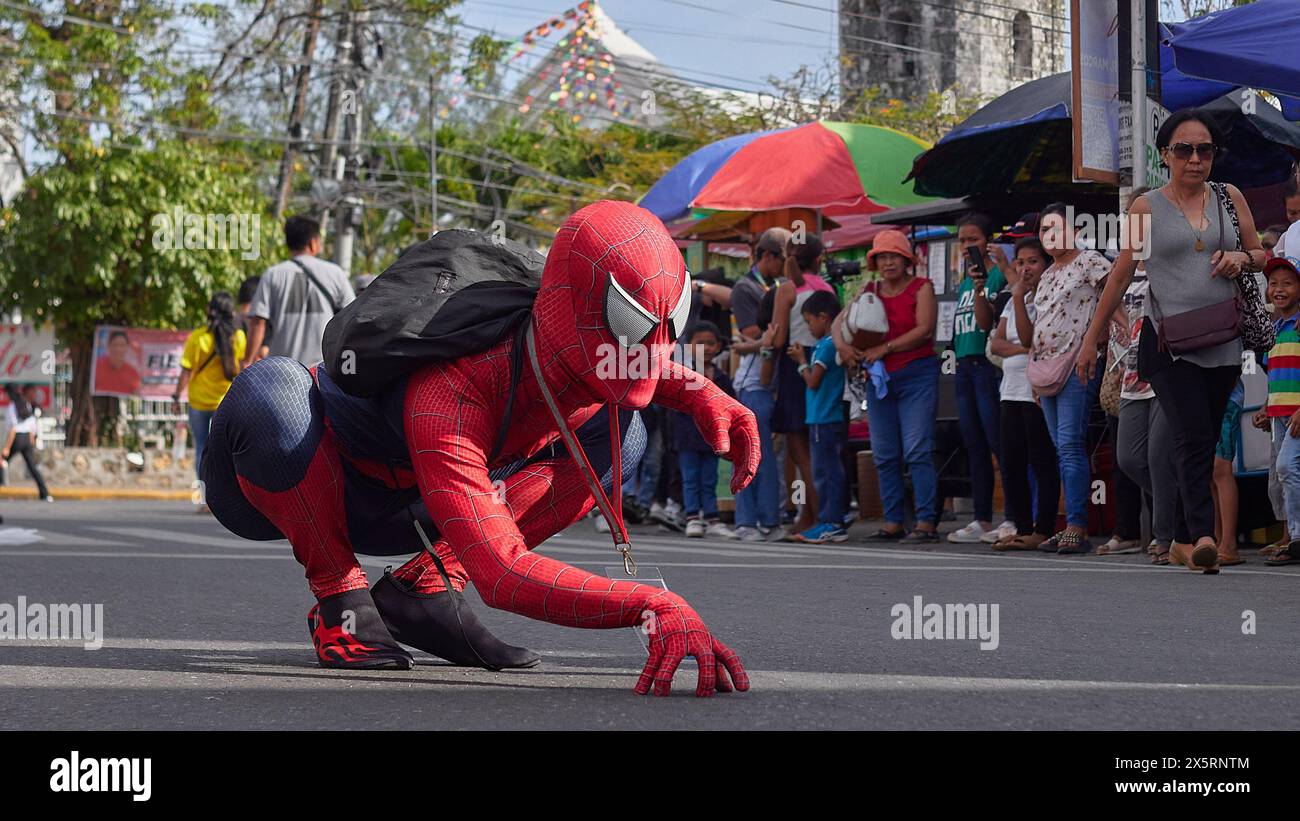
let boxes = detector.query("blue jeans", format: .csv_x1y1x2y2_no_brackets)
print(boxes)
955,355,1002,523
734,388,780,528
628,420,663,507
1273,418,1300,540
866,356,940,526
679,449,719,518
811,422,847,526
189,407,215,479
1039,373,1097,528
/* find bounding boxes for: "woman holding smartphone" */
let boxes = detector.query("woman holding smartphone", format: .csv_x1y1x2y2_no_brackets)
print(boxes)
948,213,1013,544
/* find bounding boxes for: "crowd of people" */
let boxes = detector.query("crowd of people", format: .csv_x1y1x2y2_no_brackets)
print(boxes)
616,108,1300,574
58,106,1300,573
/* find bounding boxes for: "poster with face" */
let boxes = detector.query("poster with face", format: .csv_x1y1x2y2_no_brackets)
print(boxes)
91,326,190,400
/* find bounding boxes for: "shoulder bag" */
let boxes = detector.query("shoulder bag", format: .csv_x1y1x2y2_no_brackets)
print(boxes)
1211,181,1274,357
1147,186,1239,356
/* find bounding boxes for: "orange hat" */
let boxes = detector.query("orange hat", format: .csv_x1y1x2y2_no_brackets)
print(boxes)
866,229,916,266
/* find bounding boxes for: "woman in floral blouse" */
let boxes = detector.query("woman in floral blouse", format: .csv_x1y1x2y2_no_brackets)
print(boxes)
1013,202,1111,554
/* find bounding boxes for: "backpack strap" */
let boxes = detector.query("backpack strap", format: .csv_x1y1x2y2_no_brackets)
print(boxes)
525,320,636,575
290,258,342,314
193,349,218,377
487,316,529,464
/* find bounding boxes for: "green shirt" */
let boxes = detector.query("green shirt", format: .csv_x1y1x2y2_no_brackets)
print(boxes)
951,265,1005,358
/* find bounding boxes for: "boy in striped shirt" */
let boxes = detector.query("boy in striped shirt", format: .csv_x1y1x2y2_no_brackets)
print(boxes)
1253,247,1300,564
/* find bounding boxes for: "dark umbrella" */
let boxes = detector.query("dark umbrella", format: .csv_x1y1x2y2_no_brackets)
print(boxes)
908,72,1300,199
1165,0,1300,120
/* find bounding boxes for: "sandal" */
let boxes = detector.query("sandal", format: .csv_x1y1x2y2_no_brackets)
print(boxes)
1151,546,1171,566
1097,537,1141,555
1037,531,1065,553
1259,537,1287,556
1055,529,1093,555
866,527,906,542
1180,537,1216,571
1217,554,1246,567
992,533,1046,552
900,528,939,544
1266,542,1300,565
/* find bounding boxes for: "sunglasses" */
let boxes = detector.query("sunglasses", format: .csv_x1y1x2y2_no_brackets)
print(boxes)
1166,142,1219,161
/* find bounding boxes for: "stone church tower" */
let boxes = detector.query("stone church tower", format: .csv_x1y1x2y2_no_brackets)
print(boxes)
838,0,1066,105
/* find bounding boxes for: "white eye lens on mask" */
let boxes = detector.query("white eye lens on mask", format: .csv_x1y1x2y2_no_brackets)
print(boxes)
667,271,692,341
603,271,692,348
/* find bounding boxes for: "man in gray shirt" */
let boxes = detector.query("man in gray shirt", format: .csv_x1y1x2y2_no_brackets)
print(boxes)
244,215,355,368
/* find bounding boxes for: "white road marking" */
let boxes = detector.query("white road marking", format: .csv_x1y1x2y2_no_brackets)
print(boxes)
3,661,1300,694
90,526,278,550
2,549,1299,577
0,638,627,657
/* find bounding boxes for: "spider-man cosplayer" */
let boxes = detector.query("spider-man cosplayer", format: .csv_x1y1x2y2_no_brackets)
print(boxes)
201,200,758,697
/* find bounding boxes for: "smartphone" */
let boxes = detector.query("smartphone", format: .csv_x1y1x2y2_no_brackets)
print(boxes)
965,245,986,278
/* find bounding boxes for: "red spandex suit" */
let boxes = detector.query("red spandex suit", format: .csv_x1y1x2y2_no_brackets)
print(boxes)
202,201,760,697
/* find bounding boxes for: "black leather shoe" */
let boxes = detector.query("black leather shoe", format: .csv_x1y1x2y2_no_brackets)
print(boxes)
307,588,414,670
371,570,541,670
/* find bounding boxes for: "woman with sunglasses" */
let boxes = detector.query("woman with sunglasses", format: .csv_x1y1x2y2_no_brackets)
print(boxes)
1078,109,1267,574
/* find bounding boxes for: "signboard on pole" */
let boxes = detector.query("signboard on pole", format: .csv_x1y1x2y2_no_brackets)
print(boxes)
1071,0,1121,184
0,323,55,386
1142,99,1171,189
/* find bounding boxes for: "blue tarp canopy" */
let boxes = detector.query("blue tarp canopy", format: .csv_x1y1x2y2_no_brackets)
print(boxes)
1165,0,1300,121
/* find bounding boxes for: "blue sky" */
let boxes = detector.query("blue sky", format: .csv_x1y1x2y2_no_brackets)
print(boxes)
455,0,841,95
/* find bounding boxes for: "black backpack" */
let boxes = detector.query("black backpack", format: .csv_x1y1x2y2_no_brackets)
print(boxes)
322,229,544,398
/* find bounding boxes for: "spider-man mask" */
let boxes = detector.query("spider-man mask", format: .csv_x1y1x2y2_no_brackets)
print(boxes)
532,201,691,409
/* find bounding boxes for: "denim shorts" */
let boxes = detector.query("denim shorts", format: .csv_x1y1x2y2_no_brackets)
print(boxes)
1216,400,1242,461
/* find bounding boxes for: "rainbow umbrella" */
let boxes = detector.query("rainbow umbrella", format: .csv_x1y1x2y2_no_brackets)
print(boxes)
640,121,933,225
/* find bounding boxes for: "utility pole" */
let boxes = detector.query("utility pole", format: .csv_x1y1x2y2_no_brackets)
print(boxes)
318,9,353,237
272,0,324,222
334,9,367,272
429,72,439,237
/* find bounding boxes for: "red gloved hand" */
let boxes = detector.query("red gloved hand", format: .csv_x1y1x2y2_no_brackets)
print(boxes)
635,592,749,697
699,397,760,494
654,360,761,494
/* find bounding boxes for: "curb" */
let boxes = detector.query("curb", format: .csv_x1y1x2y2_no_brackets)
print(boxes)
0,487,195,501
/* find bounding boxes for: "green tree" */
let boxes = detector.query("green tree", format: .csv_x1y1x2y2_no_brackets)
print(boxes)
0,138,276,445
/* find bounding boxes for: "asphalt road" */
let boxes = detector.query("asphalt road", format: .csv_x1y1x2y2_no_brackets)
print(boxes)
2,499,1299,730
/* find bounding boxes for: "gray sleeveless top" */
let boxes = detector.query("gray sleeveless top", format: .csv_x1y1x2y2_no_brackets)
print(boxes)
1141,187,1242,368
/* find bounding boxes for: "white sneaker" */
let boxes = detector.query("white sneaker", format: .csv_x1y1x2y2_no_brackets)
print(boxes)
685,518,706,538
766,526,791,543
706,521,736,539
948,521,989,543
664,499,683,518
594,515,610,534
731,526,766,543
980,520,1017,544
648,502,666,519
